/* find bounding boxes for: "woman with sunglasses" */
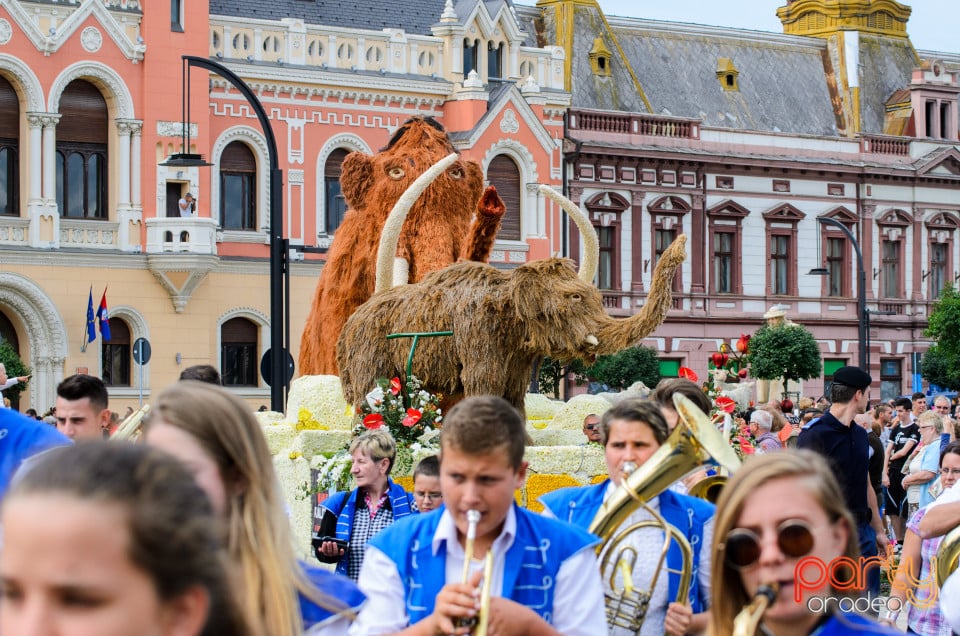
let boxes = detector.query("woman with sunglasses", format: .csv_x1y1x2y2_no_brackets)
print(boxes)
885,440,960,635
707,450,897,636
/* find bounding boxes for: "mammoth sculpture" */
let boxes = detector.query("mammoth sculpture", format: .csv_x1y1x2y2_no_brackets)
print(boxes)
299,116,504,376
337,183,687,416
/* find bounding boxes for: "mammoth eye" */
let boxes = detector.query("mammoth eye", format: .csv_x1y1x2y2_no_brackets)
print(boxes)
570,293,582,301
387,166,405,180
448,166,464,180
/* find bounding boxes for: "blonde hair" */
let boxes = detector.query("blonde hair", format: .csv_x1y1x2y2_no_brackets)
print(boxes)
917,410,943,434
707,451,858,636
145,381,351,636
349,428,397,474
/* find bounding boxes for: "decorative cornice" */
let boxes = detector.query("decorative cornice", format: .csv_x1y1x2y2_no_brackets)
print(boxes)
49,61,135,118
0,55,45,112
776,0,912,40
146,254,219,313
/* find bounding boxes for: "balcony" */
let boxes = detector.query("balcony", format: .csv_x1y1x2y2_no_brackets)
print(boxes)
568,109,700,140
145,217,219,255
861,135,910,156
0,216,29,246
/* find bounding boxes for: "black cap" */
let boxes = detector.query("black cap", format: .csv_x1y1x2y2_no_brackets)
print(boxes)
833,366,872,390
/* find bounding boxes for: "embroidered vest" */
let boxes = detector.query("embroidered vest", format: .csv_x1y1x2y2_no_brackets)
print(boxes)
370,503,598,626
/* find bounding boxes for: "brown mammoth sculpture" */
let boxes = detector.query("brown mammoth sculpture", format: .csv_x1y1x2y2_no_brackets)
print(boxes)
298,116,504,376
336,184,687,416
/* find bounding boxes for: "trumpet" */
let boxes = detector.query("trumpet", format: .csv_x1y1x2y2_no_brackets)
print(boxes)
454,510,493,636
732,583,778,636
111,404,151,441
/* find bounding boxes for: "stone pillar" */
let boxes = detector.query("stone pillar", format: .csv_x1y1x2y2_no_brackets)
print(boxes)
631,189,645,292
691,192,706,295
117,119,133,209
25,114,42,202
117,120,144,252
130,121,142,207
41,114,60,203
861,203,876,301
29,114,61,248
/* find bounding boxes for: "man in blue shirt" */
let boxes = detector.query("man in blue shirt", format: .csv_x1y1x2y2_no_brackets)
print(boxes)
798,366,888,595
0,407,70,502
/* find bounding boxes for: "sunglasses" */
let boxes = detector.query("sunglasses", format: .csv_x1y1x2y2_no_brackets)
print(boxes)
722,520,815,570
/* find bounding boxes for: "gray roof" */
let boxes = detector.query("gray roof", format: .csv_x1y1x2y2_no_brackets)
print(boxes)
210,0,447,35
858,35,918,135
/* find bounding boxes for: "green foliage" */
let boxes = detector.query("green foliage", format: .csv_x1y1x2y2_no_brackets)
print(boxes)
746,323,821,398
537,357,586,398
923,285,960,390
0,342,30,404
580,346,661,391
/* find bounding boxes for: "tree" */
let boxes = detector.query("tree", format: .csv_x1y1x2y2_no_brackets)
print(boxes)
536,357,586,399
746,323,821,399
923,284,960,390
580,346,661,392
0,341,30,406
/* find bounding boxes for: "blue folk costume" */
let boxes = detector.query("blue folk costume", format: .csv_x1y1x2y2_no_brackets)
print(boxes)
298,564,366,629
539,480,714,614
369,503,598,625
320,478,416,577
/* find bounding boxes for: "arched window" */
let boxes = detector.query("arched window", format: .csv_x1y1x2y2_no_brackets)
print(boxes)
487,155,521,241
324,149,349,234
487,42,504,80
101,318,131,387
463,39,478,78
220,142,257,230
221,317,258,386
56,80,107,219
0,75,19,216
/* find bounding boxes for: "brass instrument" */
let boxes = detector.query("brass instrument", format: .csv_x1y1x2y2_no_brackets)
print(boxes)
111,404,151,441
732,583,779,636
687,474,727,503
935,524,960,588
588,393,742,633
455,509,494,636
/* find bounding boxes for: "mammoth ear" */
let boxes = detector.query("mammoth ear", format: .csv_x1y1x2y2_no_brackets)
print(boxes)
339,152,374,209
508,260,576,320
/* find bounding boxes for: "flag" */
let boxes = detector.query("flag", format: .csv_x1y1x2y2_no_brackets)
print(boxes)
98,289,111,342
81,286,96,352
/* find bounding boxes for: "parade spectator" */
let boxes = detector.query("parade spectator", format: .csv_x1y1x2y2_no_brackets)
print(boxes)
351,396,605,636
178,197,192,217
707,451,897,636
902,411,943,514
874,402,894,445
0,407,69,503
885,441,960,634
412,455,442,513
23,408,38,420
0,363,29,408
184,192,197,215
179,364,222,385
582,413,602,444
54,374,111,441
855,414,886,521
933,394,956,449
0,441,247,636
541,398,712,635
749,410,781,453
884,396,920,547
317,428,415,581
797,365,887,594
912,391,928,416
144,381,364,635
652,377,712,431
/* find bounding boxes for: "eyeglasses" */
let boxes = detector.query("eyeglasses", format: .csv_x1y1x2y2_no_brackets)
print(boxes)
936,406,951,411
722,520,815,570
414,491,443,501
584,424,599,432
940,468,960,477
918,425,936,430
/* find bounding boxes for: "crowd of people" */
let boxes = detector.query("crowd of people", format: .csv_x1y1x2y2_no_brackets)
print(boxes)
0,363,959,635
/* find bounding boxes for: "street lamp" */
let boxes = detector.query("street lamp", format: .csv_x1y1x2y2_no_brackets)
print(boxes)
162,55,288,412
808,217,868,370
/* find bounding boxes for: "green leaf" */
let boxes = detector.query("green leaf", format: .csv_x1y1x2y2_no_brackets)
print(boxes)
745,323,821,391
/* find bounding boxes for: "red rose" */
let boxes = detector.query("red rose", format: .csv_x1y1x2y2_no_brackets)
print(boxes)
389,377,401,395
362,413,384,429
736,334,751,354
711,353,729,368
678,367,698,383
402,408,422,427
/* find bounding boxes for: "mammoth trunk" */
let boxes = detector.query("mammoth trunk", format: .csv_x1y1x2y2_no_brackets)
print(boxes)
593,235,687,355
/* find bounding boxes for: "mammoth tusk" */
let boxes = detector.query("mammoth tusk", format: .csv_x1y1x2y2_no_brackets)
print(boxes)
538,184,599,283
375,153,459,293
585,334,599,346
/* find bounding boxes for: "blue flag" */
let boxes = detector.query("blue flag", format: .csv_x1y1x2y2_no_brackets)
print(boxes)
81,287,96,352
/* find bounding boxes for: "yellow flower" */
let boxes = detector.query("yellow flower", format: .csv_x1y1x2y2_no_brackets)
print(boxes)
288,451,302,460
295,407,329,432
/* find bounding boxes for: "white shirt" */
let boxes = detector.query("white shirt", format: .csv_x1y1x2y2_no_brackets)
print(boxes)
349,506,608,636
927,478,960,509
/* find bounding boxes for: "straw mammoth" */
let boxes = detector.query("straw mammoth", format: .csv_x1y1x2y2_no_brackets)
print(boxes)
299,117,504,376
337,184,687,415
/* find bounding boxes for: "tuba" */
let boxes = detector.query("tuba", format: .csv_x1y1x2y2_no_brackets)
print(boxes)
935,524,960,588
588,394,742,633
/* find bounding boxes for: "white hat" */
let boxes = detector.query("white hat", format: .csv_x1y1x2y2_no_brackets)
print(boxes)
943,569,960,634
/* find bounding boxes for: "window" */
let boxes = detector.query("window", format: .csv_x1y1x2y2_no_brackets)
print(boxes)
221,317,258,386
658,359,681,378
323,149,348,234
881,239,900,298
713,231,733,294
826,237,845,297
487,155,521,241
171,0,183,31
822,358,846,399
770,234,790,295
56,80,108,219
655,227,682,292
219,141,257,231
930,242,948,298
0,76,19,216
487,42,503,80
597,226,616,290
880,358,902,402
926,100,937,138
101,319,130,387
463,39,478,78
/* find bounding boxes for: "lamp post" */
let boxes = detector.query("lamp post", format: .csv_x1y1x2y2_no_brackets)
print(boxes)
815,217,868,370
162,55,287,411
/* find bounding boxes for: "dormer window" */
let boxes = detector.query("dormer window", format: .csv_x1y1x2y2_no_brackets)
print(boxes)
716,58,739,92
463,38,478,78
488,42,504,80
588,38,612,77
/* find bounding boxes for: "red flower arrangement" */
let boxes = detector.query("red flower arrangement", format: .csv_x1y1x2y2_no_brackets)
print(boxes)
357,375,442,446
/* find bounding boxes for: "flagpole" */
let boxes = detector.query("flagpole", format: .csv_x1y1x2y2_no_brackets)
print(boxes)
80,285,91,353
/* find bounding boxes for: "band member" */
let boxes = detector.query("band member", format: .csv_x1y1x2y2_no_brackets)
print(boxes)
412,454,442,512
540,399,713,636
707,451,897,636
349,396,606,635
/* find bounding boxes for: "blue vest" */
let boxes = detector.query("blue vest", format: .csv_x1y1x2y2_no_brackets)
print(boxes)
321,479,416,576
539,480,713,613
816,612,901,635
298,563,366,629
370,503,598,626
0,409,70,502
